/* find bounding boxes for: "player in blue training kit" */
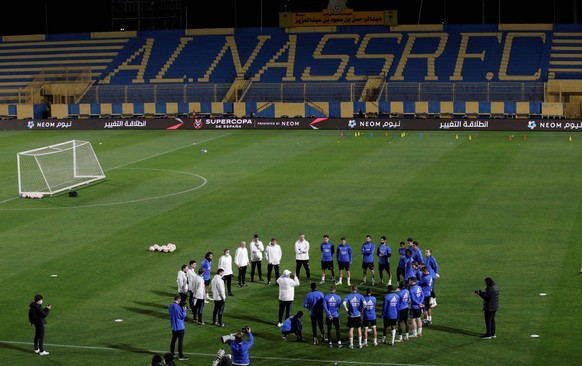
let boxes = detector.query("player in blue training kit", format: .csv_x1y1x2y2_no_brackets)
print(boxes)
201,252,214,302
381,285,400,345
409,276,425,338
323,285,343,348
304,282,326,345
396,241,407,283
343,285,365,349
419,266,434,325
376,235,392,286
281,311,305,341
336,237,352,286
319,235,336,284
362,287,378,346
396,281,411,342
360,235,376,285
403,249,415,282
424,248,439,307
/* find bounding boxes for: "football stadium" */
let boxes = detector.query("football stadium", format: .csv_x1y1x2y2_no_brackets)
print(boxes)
0,1,581,365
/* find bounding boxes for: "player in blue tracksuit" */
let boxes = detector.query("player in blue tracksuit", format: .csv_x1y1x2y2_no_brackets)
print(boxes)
419,266,434,325
343,285,365,349
323,285,343,348
304,282,325,344
376,236,392,285
424,248,439,307
281,311,304,341
396,281,410,342
201,251,213,301
409,277,425,338
396,241,407,283
381,285,400,345
336,237,352,286
320,235,336,284
404,249,415,282
362,287,378,346
411,240,424,266
360,235,376,285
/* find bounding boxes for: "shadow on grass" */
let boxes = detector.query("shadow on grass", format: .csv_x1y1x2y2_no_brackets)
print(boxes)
150,289,176,298
123,306,168,320
429,324,482,337
227,312,275,327
0,341,30,354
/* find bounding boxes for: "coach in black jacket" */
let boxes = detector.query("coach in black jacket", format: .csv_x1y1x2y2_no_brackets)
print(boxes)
476,277,499,339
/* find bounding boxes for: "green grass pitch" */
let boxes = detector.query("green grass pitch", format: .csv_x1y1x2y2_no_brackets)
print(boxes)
0,129,580,366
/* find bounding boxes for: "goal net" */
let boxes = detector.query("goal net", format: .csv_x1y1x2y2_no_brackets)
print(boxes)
17,140,106,197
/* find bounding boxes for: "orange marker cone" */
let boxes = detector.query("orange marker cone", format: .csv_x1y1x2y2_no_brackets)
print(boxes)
523,135,527,141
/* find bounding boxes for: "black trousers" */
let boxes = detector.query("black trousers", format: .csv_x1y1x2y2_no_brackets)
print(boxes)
238,266,247,286
34,324,45,351
170,329,185,357
278,300,293,323
251,260,263,280
484,310,496,336
267,264,280,283
295,259,311,280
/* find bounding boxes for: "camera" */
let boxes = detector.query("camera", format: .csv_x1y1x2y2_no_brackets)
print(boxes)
220,333,236,344
220,326,250,343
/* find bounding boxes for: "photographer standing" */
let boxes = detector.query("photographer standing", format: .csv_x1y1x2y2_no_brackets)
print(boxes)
476,277,499,339
168,295,188,360
230,327,254,366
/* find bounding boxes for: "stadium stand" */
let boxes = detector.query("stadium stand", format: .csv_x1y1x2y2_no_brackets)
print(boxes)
1,24,581,119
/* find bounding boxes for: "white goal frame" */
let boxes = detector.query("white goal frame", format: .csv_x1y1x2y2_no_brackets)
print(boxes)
17,140,106,197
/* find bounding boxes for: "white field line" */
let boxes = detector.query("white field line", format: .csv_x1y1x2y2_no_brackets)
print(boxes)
0,340,435,366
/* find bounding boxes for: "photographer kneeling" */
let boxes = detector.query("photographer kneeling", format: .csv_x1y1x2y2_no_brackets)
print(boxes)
230,327,254,366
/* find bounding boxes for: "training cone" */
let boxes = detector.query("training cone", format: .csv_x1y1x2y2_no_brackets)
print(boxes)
523,135,527,141
569,136,572,142
469,135,472,140
455,134,459,140
508,135,512,141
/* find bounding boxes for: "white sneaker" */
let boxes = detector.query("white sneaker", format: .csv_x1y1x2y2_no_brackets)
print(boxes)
336,279,342,285
39,351,49,356
347,280,351,286
320,280,325,284
277,322,283,327
34,349,40,354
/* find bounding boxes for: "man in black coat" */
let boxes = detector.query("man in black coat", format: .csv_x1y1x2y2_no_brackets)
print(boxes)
29,294,51,355
476,277,499,339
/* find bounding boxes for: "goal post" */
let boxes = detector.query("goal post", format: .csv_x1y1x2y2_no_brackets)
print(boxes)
17,140,106,197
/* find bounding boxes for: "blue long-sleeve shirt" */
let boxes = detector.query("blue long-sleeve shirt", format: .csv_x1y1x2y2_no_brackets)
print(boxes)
320,242,335,261
362,295,377,321
230,332,254,366
425,256,439,279
343,292,365,317
397,288,410,311
168,302,186,331
377,244,392,265
201,259,212,281
382,292,399,320
336,244,352,264
419,273,433,296
304,290,325,316
361,241,375,264
409,284,424,310
324,293,342,318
